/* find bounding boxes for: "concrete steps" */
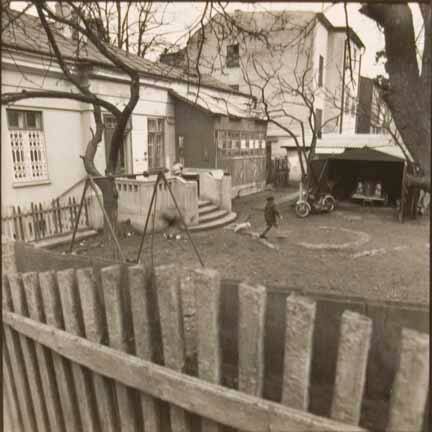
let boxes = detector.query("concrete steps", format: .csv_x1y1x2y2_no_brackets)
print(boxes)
190,198,237,231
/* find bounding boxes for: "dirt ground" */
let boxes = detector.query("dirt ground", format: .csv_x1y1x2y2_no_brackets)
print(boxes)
58,186,430,304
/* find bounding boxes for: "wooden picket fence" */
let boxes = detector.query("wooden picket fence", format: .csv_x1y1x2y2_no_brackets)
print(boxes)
1,197,91,242
2,264,429,432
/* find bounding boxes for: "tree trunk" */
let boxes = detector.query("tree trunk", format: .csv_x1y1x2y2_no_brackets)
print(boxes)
360,4,431,191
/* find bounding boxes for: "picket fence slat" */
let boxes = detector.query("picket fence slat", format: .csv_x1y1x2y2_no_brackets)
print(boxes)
2,276,38,432
128,265,160,432
101,265,141,432
57,269,101,432
387,328,429,432
154,264,191,432
193,268,223,432
22,272,66,432
39,271,83,432
76,267,119,432
3,327,24,432
331,311,372,425
8,273,51,432
238,282,267,397
282,294,316,411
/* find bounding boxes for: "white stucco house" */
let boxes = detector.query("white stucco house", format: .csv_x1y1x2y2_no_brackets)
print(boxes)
1,6,261,212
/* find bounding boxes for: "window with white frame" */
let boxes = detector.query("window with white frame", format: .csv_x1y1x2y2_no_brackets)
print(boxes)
7,109,49,184
147,117,165,169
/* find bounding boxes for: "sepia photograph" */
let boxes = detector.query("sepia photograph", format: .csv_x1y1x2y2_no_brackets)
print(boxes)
1,1,430,431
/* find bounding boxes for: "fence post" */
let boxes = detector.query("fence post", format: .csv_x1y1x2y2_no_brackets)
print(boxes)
128,265,160,432
56,199,63,233
2,275,37,432
281,294,316,411
57,269,101,432
22,272,66,432
330,311,372,425
387,328,429,432
2,236,17,274
39,271,83,432
30,202,39,241
8,273,50,432
17,206,25,241
193,268,222,432
154,264,191,432
238,282,267,397
76,267,119,432
100,265,141,432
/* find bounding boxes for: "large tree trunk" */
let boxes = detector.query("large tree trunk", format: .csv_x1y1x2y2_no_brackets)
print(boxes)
360,4,431,192
83,106,121,259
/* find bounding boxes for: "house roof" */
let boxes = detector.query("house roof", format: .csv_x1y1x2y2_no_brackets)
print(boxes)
169,87,262,120
189,9,364,49
1,8,244,96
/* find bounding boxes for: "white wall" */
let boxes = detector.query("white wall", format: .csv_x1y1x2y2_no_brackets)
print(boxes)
1,104,86,207
1,61,177,209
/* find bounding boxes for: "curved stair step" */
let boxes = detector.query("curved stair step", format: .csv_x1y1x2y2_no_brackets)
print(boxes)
199,209,228,224
190,212,237,232
198,204,219,215
198,199,212,208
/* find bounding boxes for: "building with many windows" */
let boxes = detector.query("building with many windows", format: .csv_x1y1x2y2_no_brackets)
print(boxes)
162,10,365,156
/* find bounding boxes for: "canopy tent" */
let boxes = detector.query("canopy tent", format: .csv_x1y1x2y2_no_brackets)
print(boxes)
310,145,407,204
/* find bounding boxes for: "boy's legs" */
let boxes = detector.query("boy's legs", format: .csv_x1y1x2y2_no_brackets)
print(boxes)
259,224,272,239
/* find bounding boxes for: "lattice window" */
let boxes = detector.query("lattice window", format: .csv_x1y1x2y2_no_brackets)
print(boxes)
7,110,49,183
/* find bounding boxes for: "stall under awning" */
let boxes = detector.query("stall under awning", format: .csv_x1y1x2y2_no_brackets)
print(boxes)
168,88,263,120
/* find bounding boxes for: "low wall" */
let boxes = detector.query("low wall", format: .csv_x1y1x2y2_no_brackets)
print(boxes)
199,172,232,212
7,241,429,430
115,176,199,232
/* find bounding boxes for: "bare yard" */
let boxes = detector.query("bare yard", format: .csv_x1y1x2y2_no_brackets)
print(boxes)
56,188,430,304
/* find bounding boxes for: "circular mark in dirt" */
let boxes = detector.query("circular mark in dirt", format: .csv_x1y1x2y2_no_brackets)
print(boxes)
297,226,370,251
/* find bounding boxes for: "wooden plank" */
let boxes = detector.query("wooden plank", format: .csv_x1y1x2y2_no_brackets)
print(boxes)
387,328,429,432
83,195,90,227
76,267,119,432
2,309,367,432
17,206,25,241
38,271,83,432
56,199,63,233
193,268,222,432
8,273,50,432
3,333,24,432
282,294,316,411
101,265,140,432
22,272,66,432
31,202,40,241
68,197,74,231
330,311,372,425
57,268,101,432
2,276,38,432
238,282,267,397
12,206,19,240
128,265,160,432
154,264,191,432
51,200,59,234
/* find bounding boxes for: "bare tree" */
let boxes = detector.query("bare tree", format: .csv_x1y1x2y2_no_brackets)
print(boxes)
1,1,184,256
